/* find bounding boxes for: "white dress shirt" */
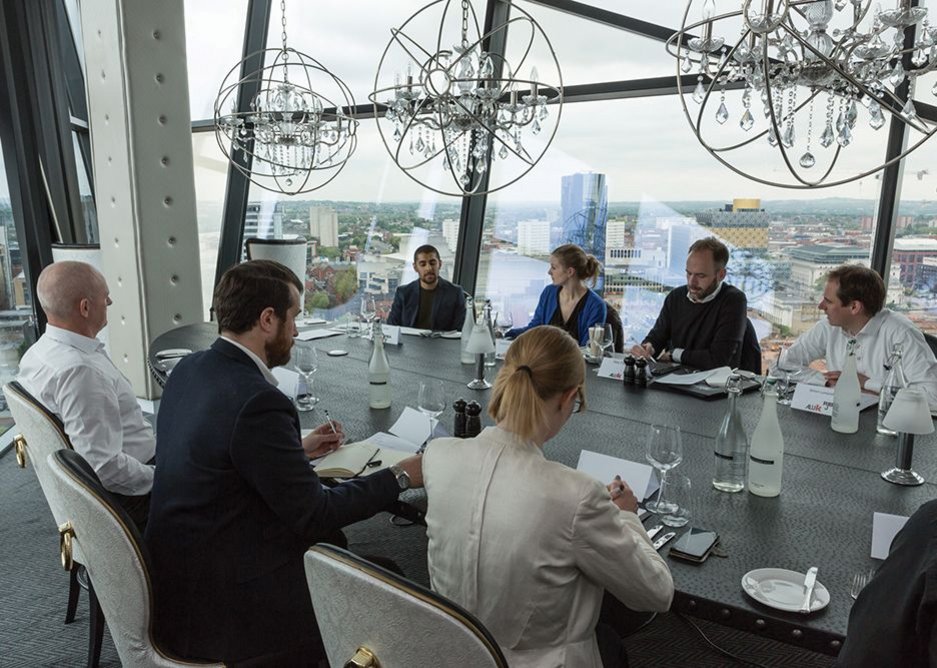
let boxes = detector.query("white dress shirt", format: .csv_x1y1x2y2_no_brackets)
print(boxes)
424,426,674,668
784,309,937,411
17,325,155,495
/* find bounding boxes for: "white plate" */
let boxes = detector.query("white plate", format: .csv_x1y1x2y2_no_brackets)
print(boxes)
741,568,830,613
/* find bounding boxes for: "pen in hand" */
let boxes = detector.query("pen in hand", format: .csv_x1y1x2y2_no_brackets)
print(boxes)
324,410,344,446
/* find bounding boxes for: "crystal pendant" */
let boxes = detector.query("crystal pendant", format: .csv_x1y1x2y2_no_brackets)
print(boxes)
820,123,835,147
782,123,795,148
837,124,852,147
532,119,541,134
890,62,906,87
692,80,706,104
767,126,778,146
868,102,886,130
415,136,425,152
393,127,402,142
799,151,816,168
681,56,692,73
285,177,293,186
498,144,509,159
903,98,917,120
716,101,729,124
740,109,755,131
846,101,858,128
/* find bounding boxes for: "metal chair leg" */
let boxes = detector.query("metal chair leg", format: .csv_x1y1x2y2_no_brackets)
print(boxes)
87,581,104,668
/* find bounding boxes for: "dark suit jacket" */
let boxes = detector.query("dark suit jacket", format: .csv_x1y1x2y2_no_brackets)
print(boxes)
145,339,400,664
386,278,466,330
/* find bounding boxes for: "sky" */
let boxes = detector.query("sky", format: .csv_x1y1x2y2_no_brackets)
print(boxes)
4,1,937,206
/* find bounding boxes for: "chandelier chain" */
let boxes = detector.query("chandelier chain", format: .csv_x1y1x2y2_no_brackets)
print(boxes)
461,0,470,49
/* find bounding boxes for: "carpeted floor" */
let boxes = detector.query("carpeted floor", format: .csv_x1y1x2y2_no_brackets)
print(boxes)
0,449,834,667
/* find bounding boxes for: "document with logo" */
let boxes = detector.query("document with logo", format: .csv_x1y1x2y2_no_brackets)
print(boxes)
791,383,879,416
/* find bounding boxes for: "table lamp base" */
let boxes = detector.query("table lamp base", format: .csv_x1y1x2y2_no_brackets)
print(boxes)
881,467,925,486
467,378,492,390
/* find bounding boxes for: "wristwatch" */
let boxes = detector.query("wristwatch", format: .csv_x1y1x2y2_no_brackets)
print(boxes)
389,464,411,491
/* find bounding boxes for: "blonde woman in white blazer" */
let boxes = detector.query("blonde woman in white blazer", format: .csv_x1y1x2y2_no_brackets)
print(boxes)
423,325,674,668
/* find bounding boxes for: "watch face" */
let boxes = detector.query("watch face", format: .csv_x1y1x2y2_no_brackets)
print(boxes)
397,470,411,490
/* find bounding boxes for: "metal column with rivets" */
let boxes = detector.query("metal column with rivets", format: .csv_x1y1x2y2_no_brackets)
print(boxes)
77,0,203,399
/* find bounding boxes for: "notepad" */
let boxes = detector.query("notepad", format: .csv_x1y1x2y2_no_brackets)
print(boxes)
313,441,412,479
576,450,659,501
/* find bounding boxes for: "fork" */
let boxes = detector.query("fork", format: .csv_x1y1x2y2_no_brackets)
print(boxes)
849,572,869,600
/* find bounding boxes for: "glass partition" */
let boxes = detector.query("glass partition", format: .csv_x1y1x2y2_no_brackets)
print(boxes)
192,133,230,319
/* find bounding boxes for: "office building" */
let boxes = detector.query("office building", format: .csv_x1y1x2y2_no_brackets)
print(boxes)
561,172,608,284
309,206,339,247
516,219,551,255
696,198,770,250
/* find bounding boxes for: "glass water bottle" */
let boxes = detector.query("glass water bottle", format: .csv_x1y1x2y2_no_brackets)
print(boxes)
368,319,391,409
460,296,476,365
748,378,784,498
831,338,861,434
713,375,749,493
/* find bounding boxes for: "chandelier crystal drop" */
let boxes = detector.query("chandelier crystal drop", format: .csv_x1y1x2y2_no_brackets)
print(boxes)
371,0,563,196
667,0,937,188
214,0,358,195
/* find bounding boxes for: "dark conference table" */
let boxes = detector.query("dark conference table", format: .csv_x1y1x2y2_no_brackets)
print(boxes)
149,322,937,656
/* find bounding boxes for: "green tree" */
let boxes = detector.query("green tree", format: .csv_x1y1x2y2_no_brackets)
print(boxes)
333,268,358,303
306,291,330,311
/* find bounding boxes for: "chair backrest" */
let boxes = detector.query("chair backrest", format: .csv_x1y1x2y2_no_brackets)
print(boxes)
604,301,624,353
739,318,762,375
244,237,307,290
45,449,223,668
304,544,508,668
4,381,73,524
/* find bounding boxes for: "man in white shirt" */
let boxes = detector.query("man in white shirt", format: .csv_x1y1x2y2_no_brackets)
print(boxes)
784,264,937,412
18,261,155,528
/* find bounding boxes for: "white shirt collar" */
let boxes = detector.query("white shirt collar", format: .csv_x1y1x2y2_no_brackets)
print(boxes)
220,335,279,386
44,324,105,354
687,281,724,304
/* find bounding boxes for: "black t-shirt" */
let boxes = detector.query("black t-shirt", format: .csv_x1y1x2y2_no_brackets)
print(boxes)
415,287,436,330
549,289,587,341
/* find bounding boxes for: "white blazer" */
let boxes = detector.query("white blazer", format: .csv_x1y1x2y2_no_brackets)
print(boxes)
424,426,674,668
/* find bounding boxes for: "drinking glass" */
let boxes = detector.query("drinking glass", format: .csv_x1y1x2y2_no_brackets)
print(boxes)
360,295,376,339
293,342,319,411
344,311,360,338
660,473,691,527
644,424,684,514
418,380,447,432
601,324,615,356
494,310,514,338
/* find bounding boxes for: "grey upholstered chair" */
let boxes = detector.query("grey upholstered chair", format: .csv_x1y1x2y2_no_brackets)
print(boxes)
245,236,308,303
3,381,103,668
304,544,508,668
45,449,225,668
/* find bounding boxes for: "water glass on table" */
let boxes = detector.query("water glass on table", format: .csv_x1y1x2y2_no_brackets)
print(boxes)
292,342,319,411
418,380,447,434
660,473,691,527
494,311,513,338
645,424,684,515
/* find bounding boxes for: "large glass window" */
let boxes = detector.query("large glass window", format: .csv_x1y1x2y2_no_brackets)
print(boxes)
192,133,230,319
184,0,250,121
243,119,462,322
475,96,881,371
0,142,33,436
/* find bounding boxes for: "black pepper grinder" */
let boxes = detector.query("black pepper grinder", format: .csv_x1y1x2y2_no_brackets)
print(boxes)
453,398,467,438
635,357,648,388
465,400,482,438
623,355,636,386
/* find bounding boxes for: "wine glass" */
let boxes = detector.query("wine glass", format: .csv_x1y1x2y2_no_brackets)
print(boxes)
292,342,319,411
494,310,514,338
601,323,615,356
418,380,447,443
644,424,684,514
360,295,376,339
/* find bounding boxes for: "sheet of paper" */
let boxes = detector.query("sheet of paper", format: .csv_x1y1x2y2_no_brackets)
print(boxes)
704,366,734,387
296,328,343,341
871,512,909,559
365,430,423,454
382,325,402,346
791,383,879,416
271,366,299,399
298,317,327,325
597,357,625,380
439,331,461,339
652,369,717,386
388,406,432,449
576,450,659,501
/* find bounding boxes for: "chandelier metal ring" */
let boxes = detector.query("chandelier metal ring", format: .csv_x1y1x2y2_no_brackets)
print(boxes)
371,0,563,197
667,0,937,189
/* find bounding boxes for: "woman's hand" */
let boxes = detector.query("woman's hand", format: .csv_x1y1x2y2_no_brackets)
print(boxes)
607,475,639,513
302,421,345,459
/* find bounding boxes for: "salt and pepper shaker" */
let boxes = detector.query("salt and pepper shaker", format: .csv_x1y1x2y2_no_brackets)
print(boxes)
635,357,648,388
465,400,482,438
623,355,636,386
453,398,467,438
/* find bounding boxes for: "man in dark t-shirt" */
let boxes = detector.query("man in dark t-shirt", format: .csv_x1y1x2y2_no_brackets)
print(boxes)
630,237,749,370
387,244,466,331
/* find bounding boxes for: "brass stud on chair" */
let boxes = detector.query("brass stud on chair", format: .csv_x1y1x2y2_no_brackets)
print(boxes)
58,521,75,571
13,434,26,468
345,646,380,668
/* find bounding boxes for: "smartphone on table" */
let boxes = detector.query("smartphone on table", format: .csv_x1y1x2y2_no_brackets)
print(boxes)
668,527,719,563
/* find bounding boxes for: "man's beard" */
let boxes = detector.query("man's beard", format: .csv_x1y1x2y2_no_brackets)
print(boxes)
265,321,293,368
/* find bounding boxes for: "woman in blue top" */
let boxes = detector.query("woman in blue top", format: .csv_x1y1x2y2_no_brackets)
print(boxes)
507,244,607,347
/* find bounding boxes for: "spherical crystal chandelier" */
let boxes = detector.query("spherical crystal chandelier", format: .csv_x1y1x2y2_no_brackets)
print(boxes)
667,0,937,188
214,0,358,196
371,0,562,196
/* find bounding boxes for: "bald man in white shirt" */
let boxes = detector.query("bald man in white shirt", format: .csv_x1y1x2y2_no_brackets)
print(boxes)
18,261,155,529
